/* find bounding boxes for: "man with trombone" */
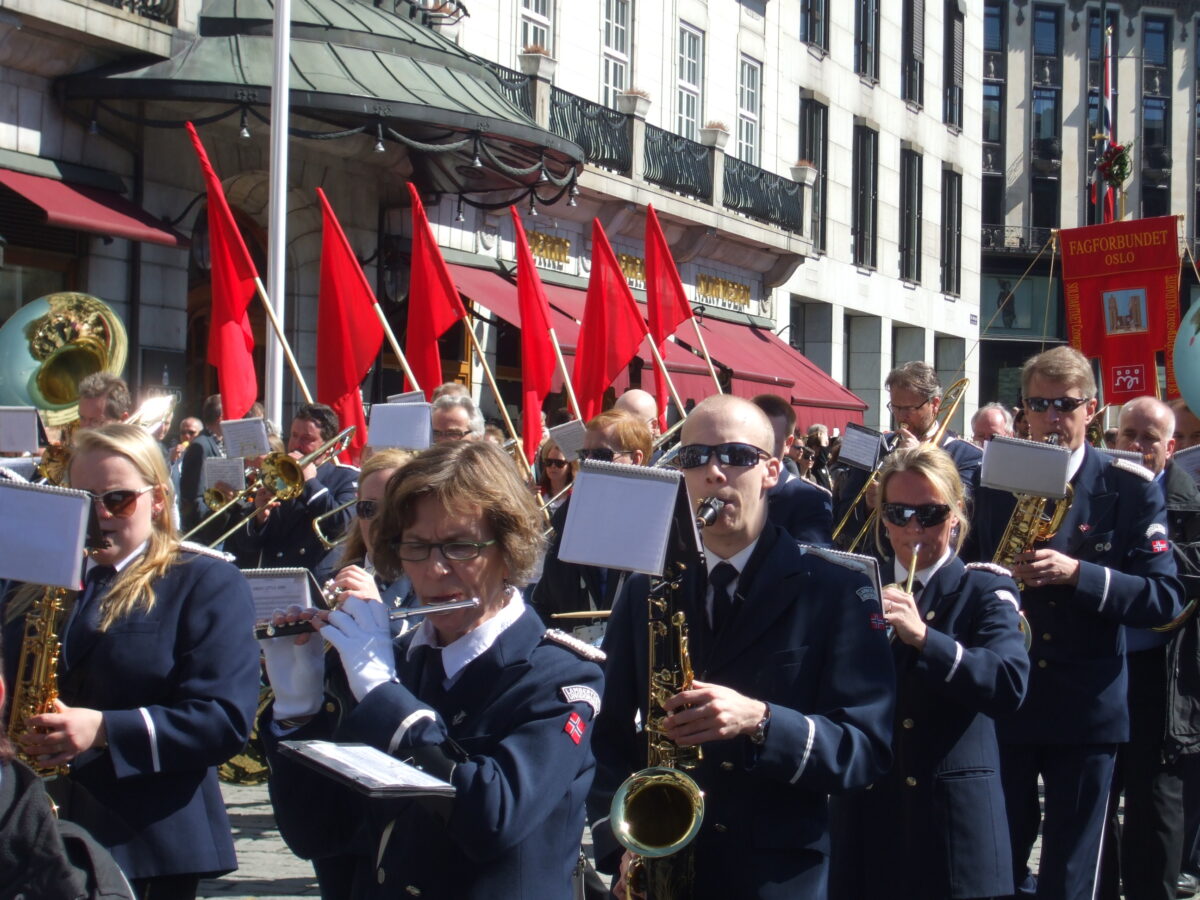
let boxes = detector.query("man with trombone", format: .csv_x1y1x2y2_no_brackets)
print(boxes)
832,361,980,553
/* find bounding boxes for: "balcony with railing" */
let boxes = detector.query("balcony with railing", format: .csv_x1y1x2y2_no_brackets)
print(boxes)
95,0,176,25
643,125,712,202
484,63,533,117
722,156,804,233
549,88,631,174
981,224,1054,254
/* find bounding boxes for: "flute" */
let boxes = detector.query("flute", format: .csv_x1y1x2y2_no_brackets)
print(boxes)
255,598,480,639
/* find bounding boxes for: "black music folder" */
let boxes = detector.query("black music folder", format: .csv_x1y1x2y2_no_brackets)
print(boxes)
279,740,456,799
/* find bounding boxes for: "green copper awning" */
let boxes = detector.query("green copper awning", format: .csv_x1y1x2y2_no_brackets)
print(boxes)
60,0,582,197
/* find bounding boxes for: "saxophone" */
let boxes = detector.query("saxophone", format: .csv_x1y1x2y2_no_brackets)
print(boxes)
7,585,71,777
609,498,722,899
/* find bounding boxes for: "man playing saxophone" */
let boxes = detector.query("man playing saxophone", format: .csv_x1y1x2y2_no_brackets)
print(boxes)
589,395,896,899
965,347,1185,900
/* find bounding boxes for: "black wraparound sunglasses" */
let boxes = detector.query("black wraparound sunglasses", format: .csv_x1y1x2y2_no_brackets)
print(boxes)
881,502,952,528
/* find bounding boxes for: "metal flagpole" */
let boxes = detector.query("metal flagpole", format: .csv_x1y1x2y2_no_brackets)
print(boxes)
265,0,292,426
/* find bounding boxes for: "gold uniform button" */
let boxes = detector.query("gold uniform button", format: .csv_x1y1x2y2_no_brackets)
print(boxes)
902,718,915,729
925,610,936,621
325,702,337,713
720,761,734,771
1037,659,1048,669
1042,633,1052,642
905,776,917,787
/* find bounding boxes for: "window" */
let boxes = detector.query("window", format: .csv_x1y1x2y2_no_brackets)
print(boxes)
1032,6,1060,57
982,83,1002,144
902,0,924,105
900,149,923,283
1032,88,1060,141
852,124,878,269
737,56,762,165
602,0,631,107
982,175,1004,226
943,0,964,128
983,1,1004,80
520,0,553,52
677,24,703,140
1143,96,1169,150
800,97,828,252
1141,15,1172,215
1144,17,1169,67
856,0,880,80
800,0,828,52
940,168,961,296
1031,176,1059,229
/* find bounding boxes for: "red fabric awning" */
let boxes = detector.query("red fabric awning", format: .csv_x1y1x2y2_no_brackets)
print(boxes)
0,168,187,248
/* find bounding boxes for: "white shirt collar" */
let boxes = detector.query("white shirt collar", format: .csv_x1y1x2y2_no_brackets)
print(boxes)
893,546,953,588
85,540,148,578
1067,443,1087,482
406,587,526,682
704,536,760,578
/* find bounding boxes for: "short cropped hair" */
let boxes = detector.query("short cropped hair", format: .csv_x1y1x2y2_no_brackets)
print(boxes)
372,441,545,585
971,402,1014,432
885,361,943,402
201,394,223,428
876,444,970,554
293,403,340,442
1021,346,1096,398
431,393,485,437
586,409,653,463
77,373,132,420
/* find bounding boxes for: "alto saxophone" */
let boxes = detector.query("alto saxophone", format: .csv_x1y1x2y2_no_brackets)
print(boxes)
7,585,71,777
609,497,723,899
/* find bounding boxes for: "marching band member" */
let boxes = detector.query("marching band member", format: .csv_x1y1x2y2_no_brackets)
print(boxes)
260,441,604,899
966,347,1184,900
589,395,895,899
753,393,834,545
3,424,259,900
536,439,575,516
830,444,1029,899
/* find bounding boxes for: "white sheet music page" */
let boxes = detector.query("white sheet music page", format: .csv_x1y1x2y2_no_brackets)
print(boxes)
240,568,314,620
558,460,681,576
0,406,39,454
369,403,432,450
0,481,90,588
221,417,271,459
280,740,455,795
204,457,246,493
839,423,883,471
547,420,587,462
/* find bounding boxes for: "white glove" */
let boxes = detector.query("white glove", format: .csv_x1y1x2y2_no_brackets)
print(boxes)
259,625,326,721
321,595,397,702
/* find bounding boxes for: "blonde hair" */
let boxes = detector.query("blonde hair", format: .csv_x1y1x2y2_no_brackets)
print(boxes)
70,424,179,630
372,441,545,586
586,409,652,463
1022,345,1096,398
875,444,969,555
338,448,416,567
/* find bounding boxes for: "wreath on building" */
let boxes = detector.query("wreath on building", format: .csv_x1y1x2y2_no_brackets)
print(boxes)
1097,141,1133,188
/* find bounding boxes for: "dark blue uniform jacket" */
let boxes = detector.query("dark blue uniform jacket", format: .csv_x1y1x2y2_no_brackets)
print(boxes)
830,557,1030,899
767,468,834,545
263,605,604,900
967,445,1184,743
588,524,895,897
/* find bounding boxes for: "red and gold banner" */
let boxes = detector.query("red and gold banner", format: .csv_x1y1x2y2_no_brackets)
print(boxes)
1060,216,1180,403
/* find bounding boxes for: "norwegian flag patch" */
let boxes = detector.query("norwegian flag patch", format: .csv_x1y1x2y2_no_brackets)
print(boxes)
564,712,586,744
1152,540,1170,553
869,612,888,631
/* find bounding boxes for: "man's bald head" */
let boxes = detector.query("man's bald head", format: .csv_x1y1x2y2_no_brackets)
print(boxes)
614,389,660,437
1117,396,1175,475
681,395,775,455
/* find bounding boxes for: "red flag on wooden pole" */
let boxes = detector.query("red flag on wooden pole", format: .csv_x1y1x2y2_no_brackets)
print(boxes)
644,205,695,431
316,188,384,463
572,220,648,421
185,122,258,420
405,183,467,399
511,207,556,464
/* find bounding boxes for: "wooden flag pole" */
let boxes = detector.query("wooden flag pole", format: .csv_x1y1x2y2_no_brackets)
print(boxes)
370,303,419,392
463,319,536,483
252,277,313,403
643,338,688,422
548,328,582,421
690,319,724,394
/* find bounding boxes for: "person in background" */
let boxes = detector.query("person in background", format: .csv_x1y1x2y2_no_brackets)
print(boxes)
753,393,833,545
1170,399,1200,453
431,393,484,443
537,439,576,516
613,388,661,441
76,373,132,429
482,423,505,445
178,395,225,535
971,402,1015,446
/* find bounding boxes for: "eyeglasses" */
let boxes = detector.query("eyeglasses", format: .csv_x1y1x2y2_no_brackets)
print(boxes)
432,428,471,441
543,458,569,469
84,485,155,518
355,499,379,520
1023,396,1091,414
577,447,631,463
886,398,932,414
801,449,816,461
394,539,498,562
676,442,769,469
881,502,953,528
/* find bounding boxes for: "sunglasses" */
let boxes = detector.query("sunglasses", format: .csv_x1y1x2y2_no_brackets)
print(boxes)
355,499,379,520
881,502,953,528
577,447,631,463
1023,396,1090,414
676,443,769,469
84,485,155,518
543,458,569,469
393,539,497,562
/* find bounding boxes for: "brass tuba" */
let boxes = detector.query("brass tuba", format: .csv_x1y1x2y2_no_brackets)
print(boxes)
0,292,128,426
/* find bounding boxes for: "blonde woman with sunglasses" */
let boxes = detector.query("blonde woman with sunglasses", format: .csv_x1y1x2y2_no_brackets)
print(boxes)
2,424,259,900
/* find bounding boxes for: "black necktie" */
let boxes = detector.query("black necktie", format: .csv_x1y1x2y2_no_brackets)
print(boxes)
67,565,116,663
418,645,448,709
709,562,739,635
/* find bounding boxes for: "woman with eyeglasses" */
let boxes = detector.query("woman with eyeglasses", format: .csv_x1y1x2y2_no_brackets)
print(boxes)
536,440,576,515
260,440,604,899
2,424,259,900
830,444,1029,900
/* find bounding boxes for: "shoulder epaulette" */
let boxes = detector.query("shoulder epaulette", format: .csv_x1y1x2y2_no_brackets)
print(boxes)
967,561,1013,577
333,459,360,471
178,540,235,562
542,628,606,663
1111,457,1155,481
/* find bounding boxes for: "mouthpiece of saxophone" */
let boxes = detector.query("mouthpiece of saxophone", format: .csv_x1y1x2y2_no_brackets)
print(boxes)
695,497,726,527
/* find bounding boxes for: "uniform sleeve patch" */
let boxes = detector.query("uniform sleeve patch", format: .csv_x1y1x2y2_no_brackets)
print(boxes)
1152,540,1170,553
856,586,878,604
1146,523,1167,539
564,711,586,744
967,561,1014,577
995,589,1020,612
868,612,888,631
177,540,236,562
560,685,601,719
543,628,607,663
1112,457,1154,481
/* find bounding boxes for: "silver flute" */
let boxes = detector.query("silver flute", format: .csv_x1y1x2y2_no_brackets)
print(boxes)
255,597,480,639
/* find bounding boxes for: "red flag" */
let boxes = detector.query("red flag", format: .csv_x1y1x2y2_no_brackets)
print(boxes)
405,183,467,399
572,220,648,420
511,207,556,464
186,122,258,419
644,206,694,430
316,188,385,463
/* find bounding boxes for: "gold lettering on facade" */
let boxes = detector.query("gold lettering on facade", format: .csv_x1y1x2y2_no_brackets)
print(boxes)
527,231,571,269
617,253,646,288
696,274,752,307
